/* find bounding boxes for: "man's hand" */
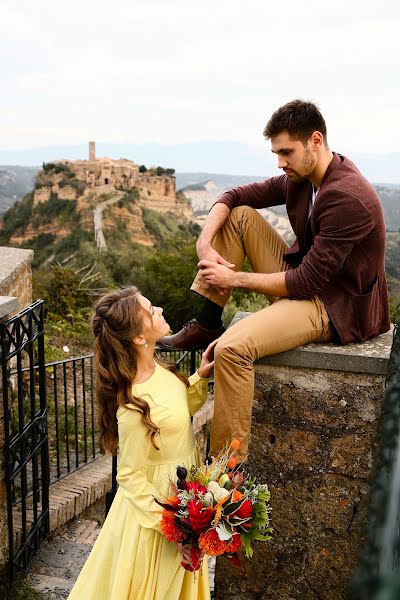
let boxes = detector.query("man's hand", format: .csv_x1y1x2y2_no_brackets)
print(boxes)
196,241,234,268
198,259,238,291
196,242,235,295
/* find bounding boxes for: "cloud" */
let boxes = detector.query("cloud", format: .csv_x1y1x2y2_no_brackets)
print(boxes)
1,0,399,152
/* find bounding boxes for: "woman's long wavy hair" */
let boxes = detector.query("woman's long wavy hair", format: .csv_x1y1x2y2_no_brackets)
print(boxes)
92,286,188,455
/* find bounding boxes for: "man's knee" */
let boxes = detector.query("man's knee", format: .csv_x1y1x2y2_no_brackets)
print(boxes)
214,327,253,364
229,205,257,223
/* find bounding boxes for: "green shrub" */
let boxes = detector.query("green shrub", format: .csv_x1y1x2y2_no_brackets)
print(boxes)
42,161,73,175
34,266,91,315
31,199,78,226
116,188,139,211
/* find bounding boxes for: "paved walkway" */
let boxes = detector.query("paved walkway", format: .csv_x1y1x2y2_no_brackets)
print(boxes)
27,518,215,599
27,518,101,599
94,192,124,251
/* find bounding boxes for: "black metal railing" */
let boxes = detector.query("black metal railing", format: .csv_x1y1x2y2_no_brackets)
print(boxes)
46,354,97,483
14,353,98,484
353,303,400,599
0,300,49,577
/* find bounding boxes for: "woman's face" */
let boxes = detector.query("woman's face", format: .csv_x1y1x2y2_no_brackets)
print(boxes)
138,295,170,343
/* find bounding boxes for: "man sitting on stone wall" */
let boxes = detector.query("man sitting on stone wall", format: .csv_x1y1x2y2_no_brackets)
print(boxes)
159,99,390,462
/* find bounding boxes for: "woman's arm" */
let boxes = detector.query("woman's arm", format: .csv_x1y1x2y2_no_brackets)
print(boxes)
186,340,216,416
116,407,162,531
187,371,210,417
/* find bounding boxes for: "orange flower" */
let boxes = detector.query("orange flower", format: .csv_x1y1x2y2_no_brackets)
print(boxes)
226,534,241,554
199,528,227,556
232,490,244,502
160,511,184,543
227,456,237,469
229,438,241,451
166,495,181,509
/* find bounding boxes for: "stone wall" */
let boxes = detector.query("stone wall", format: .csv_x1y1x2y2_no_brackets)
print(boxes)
0,247,34,568
215,318,392,600
0,247,33,315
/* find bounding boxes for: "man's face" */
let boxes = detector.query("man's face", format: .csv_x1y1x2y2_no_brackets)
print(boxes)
270,131,316,182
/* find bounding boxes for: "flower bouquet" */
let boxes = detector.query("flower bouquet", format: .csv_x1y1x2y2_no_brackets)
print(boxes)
156,439,272,572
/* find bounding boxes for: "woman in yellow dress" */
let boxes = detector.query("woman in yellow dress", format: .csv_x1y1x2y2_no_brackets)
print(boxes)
68,286,215,600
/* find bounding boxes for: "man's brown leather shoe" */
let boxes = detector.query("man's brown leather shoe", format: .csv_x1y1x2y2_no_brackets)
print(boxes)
158,319,225,350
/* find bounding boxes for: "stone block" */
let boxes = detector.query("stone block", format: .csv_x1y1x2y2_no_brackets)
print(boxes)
330,434,375,478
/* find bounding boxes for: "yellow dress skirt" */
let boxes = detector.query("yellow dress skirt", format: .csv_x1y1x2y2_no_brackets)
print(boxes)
68,363,211,600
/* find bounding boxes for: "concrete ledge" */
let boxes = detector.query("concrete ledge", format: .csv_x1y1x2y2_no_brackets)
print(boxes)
0,296,18,319
0,247,34,290
231,311,393,375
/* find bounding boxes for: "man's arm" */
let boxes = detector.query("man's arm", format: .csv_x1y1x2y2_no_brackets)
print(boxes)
197,176,286,263
196,202,231,263
235,270,288,296
198,261,288,297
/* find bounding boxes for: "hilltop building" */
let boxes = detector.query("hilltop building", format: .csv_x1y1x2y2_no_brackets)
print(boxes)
33,142,178,211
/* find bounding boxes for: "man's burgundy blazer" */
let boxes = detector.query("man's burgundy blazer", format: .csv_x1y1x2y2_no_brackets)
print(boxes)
217,153,391,344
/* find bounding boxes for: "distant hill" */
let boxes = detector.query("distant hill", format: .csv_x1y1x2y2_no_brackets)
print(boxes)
0,166,39,214
178,173,400,232
0,159,194,268
2,166,400,230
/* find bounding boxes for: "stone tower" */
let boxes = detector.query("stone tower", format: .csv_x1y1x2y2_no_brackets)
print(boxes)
89,141,95,161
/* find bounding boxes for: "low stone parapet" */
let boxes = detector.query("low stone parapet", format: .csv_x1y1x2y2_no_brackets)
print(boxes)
47,455,112,533
0,247,33,316
216,312,393,600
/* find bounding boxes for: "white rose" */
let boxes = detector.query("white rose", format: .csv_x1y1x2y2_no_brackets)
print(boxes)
207,481,220,495
214,488,230,502
203,492,214,506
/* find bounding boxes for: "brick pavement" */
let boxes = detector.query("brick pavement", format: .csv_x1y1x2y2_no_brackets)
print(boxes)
27,518,215,599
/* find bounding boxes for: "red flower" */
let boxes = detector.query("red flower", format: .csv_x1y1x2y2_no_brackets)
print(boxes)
226,534,241,554
235,499,253,519
187,500,214,534
160,510,184,543
186,481,207,494
199,528,227,556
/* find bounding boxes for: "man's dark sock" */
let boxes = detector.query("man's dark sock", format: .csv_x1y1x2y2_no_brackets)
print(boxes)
196,298,223,330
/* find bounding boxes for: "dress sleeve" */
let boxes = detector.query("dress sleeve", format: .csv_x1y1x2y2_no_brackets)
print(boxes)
187,371,209,417
116,406,162,531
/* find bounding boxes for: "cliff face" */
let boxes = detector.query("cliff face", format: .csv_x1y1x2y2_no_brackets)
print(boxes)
8,158,193,248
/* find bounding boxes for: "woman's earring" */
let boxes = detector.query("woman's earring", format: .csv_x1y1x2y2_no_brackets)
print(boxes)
144,341,148,348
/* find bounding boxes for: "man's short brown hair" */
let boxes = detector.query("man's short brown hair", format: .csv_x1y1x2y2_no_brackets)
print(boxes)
264,99,328,146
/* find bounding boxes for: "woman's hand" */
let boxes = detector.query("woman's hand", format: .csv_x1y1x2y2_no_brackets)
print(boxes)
197,338,219,378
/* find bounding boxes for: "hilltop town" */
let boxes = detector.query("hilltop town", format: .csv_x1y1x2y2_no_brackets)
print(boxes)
4,142,193,251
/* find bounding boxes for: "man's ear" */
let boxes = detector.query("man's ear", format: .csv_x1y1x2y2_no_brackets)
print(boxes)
311,131,324,148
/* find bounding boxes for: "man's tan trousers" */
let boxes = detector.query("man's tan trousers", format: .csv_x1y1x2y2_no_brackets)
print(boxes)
191,206,333,461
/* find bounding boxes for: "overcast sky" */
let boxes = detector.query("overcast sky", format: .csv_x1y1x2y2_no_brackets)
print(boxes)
2,0,400,156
